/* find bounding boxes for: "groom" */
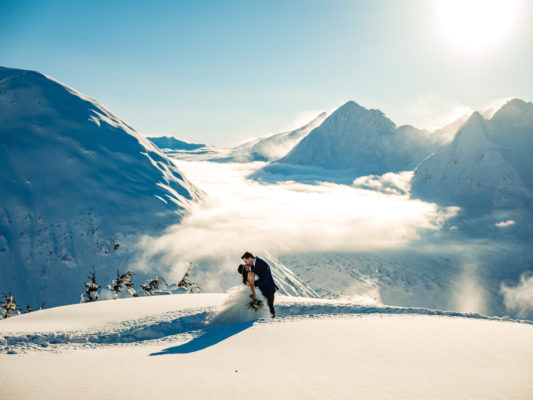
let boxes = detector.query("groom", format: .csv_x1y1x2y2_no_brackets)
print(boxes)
241,251,279,318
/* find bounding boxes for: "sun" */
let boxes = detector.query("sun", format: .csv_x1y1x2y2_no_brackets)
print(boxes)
436,0,521,53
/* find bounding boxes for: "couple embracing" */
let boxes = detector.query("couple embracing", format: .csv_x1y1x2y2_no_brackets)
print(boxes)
211,252,279,325
238,252,279,318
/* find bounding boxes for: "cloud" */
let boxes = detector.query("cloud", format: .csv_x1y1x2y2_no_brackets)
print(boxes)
481,97,514,119
448,259,487,315
352,171,414,195
500,272,533,316
495,220,516,228
134,161,456,291
282,109,327,132
400,94,473,131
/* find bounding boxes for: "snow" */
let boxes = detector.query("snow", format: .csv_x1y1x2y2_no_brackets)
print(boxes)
147,136,205,151
1,293,532,399
2,66,533,397
253,101,441,182
411,99,533,234
158,111,328,164
0,66,203,308
430,112,471,145
222,111,328,162
0,293,225,333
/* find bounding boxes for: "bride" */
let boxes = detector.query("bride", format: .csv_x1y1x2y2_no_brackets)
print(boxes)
210,264,270,325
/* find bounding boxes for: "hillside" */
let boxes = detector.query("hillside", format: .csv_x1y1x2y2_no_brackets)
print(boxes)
0,66,203,307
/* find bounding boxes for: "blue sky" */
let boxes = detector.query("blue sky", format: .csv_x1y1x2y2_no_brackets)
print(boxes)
1,0,532,146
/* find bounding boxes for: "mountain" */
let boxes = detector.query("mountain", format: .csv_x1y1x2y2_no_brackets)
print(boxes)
148,136,205,151
256,101,441,181
430,113,471,145
224,112,328,162
0,66,203,307
411,99,533,230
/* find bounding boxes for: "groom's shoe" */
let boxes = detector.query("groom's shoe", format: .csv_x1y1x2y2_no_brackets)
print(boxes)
271,312,275,318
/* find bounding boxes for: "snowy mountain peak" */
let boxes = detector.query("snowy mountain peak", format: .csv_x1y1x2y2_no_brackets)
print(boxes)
0,67,132,135
495,98,532,114
468,110,486,123
452,111,487,139
335,100,366,113
327,100,395,130
261,100,436,176
490,98,533,126
411,96,533,227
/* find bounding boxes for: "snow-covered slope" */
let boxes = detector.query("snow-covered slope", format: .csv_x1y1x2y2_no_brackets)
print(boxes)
411,99,533,232
430,112,471,145
1,294,532,399
158,113,328,165
147,136,205,151
0,66,203,308
224,112,328,162
256,101,440,181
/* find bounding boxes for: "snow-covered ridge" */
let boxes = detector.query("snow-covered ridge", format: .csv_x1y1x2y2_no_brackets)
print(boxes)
223,111,328,162
1,293,528,354
0,66,203,308
253,101,442,183
411,98,533,232
148,136,205,151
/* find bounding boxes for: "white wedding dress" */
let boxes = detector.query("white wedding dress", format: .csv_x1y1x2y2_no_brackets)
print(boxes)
210,283,270,325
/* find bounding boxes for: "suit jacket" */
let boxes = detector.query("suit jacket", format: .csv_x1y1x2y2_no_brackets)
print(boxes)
251,257,279,296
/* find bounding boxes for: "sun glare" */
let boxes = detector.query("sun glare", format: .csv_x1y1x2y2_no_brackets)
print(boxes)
436,0,521,53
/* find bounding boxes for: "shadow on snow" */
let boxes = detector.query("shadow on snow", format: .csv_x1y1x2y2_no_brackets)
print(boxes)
149,320,254,355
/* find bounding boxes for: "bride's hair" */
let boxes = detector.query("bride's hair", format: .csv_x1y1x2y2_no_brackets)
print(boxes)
238,264,247,285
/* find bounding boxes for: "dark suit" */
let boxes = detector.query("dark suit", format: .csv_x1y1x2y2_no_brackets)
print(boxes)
251,257,279,316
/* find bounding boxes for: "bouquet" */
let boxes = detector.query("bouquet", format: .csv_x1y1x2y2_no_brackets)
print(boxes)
248,299,264,311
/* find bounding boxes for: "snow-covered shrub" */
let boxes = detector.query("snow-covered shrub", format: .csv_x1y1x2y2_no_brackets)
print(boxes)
108,270,137,299
177,263,202,293
24,302,46,313
141,276,167,296
81,266,101,302
1,292,21,318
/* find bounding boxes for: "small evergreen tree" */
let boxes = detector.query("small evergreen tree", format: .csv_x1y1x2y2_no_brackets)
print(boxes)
81,266,100,302
141,276,167,296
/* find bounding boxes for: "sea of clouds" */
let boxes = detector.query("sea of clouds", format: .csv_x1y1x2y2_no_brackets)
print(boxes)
134,161,459,291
